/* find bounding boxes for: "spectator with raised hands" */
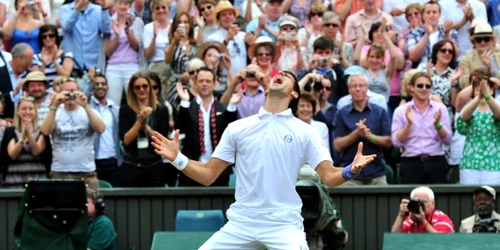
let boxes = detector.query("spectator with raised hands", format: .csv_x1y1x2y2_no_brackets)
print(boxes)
457,69,500,185
276,15,305,75
334,73,391,185
319,11,353,69
221,63,267,118
104,0,145,106
383,0,427,35
397,3,424,55
247,36,280,78
406,0,459,69
1,96,48,188
118,72,170,187
3,0,48,53
459,21,500,90
165,12,198,101
32,25,73,89
175,67,241,186
41,77,105,189
142,0,172,85
245,0,281,41
297,2,326,54
60,0,111,72
344,0,393,44
206,1,247,75
197,41,234,95
194,0,218,42
392,72,452,184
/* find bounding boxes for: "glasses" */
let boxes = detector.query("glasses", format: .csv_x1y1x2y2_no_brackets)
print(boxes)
19,96,35,102
439,48,453,54
188,70,196,75
42,33,56,39
415,83,432,89
323,23,339,28
133,84,149,91
257,53,272,57
94,81,107,87
155,5,167,11
310,12,323,18
324,86,332,91
282,26,295,31
199,5,212,13
406,12,420,18
152,85,159,90
474,37,491,43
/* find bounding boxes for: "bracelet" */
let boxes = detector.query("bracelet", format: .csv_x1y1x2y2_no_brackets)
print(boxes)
370,134,376,143
485,94,492,101
49,106,58,111
435,122,442,130
341,163,358,180
172,152,188,171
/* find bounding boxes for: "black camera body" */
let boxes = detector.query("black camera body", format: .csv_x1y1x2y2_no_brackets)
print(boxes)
246,71,256,79
407,199,425,215
473,219,500,233
313,81,323,92
65,92,76,100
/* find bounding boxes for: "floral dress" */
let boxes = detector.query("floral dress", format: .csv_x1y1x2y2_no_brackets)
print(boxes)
457,109,500,172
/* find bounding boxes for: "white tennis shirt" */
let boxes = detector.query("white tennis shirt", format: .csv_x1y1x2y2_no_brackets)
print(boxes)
212,107,332,216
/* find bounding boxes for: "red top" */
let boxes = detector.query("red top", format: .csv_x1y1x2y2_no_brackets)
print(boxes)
402,209,455,233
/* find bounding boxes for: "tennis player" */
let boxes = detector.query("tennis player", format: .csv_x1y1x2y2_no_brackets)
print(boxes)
151,69,376,249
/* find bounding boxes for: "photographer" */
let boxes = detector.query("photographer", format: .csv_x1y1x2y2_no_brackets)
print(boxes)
460,186,500,233
391,186,454,233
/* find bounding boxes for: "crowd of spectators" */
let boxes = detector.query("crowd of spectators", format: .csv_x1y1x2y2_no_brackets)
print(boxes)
0,0,499,189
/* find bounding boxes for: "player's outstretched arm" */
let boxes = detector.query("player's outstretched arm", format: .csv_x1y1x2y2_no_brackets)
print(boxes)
316,142,376,188
151,130,231,186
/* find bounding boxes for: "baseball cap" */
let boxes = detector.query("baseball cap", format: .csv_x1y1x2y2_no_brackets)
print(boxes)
344,65,365,77
473,186,496,200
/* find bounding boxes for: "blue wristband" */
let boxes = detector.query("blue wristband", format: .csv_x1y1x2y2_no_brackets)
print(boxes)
342,164,356,180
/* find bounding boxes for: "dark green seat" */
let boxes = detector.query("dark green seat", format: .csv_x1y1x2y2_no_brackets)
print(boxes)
151,232,214,250
385,164,394,184
98,179,113,188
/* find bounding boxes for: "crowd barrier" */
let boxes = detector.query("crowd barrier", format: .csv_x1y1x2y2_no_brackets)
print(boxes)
0,185,496,250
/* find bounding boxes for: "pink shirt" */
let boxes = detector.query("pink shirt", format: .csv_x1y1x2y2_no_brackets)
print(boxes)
107,26,139,65
362,45,403,96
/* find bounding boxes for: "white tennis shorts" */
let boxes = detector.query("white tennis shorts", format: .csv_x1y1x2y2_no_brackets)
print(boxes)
199,208,309,250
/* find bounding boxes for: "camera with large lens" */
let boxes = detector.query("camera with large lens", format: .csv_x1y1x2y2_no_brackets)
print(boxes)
473,219,500,233
313,80,324,92
406,199,425,215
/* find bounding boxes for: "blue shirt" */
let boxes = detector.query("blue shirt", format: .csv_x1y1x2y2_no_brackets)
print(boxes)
60,3,111,69
333,102,390,180
246,19,280,42
488,0,500,27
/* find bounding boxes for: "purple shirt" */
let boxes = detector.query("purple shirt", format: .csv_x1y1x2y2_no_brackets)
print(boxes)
237,86,266,119
107,26,139,65
391,100,452,157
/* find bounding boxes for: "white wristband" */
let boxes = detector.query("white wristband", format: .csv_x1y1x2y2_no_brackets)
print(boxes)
172,152,188,171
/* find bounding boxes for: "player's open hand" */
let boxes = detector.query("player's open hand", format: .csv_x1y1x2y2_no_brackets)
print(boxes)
151,130,180,161
351,142,376,174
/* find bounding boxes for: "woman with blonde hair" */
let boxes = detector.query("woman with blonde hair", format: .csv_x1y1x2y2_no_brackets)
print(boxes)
0,96,48,188
118,71,170,187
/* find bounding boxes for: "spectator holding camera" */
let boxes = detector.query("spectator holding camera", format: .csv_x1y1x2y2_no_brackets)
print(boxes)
276,15,304,75
460,186,500,233
221,64,267,119
392,72,451,184
333,73,391,185
196,41,234,94
391,186,454,233
247,36,280,78
457,69,500,185
298,36,346,105
40,77,106,189
175,67,240,186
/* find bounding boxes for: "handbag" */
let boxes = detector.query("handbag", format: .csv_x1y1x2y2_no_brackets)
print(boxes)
70,58,93,98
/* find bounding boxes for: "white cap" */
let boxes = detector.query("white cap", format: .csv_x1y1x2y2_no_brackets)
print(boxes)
473,186,496,200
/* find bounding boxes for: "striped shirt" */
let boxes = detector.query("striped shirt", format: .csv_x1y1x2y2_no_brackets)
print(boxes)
32,51,74,89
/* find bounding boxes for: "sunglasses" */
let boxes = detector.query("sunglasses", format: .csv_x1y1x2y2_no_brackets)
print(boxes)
94,81,107,87
406,12,420,17
324,86,332,91
188,70,196,75
439,48,453,54
323,23,339,28
133,84,149,90
155,5,167,10
199,5,212,13
474,37,491,43
42,33,56,39
152,85,159,90
282,26,295,31
257,53,272,57
415,83,432,89
310,12,323,18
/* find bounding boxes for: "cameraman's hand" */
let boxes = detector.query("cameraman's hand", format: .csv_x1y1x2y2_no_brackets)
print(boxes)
75,91,88,107
399,199,409,217
54,91,69,106
411,206,427,225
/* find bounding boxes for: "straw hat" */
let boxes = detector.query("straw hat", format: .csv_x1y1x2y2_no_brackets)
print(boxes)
212,1,240,20
470,21,494,40
196,41,229,60
23,71,49,90
248,36,281,63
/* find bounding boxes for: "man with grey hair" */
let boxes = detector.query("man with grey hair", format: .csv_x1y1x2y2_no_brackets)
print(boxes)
392,186,454,233
0,43,33,119
333,72,391,185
